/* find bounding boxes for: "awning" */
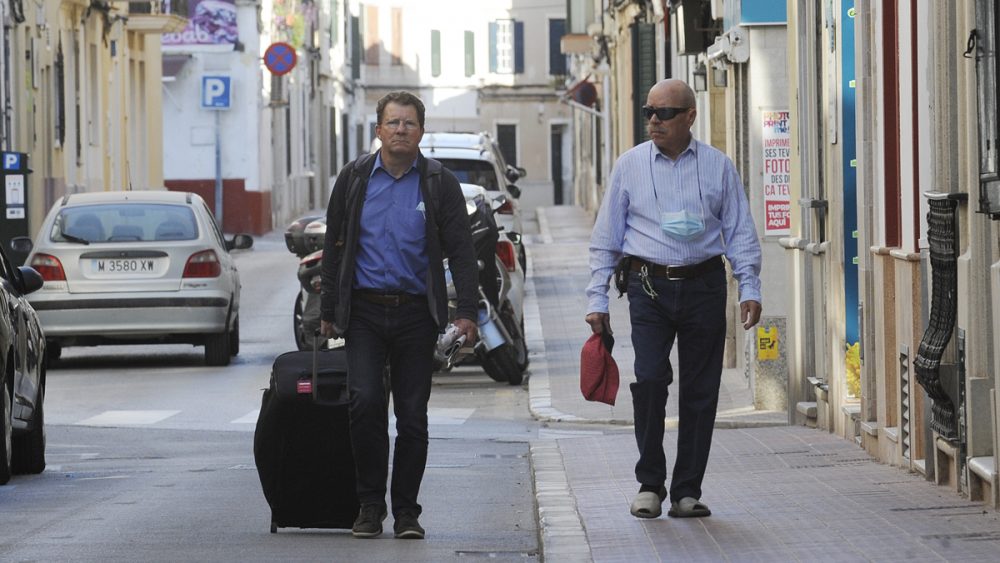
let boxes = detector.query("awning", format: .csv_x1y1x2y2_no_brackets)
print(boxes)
162,54,192,82
562,74,598,108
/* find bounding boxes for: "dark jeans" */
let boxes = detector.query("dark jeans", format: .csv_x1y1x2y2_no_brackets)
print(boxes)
627,266,727,502
344,296,438,517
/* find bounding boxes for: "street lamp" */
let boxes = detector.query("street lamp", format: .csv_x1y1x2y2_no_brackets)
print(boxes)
693,62,707,92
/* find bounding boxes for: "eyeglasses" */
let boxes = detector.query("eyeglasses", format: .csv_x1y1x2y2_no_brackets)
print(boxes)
641,106,690,121
383,119,421,131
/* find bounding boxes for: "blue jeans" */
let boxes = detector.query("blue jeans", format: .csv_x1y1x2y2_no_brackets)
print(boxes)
627,266,727,502
344,296,438,516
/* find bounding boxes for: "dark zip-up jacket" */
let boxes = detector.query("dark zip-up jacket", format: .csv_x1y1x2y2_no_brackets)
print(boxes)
320,152,478,334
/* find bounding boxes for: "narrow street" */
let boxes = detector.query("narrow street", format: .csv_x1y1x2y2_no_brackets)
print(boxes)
0,230,539,562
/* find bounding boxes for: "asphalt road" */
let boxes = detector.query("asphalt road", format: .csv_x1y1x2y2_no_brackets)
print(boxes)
0,231,540,562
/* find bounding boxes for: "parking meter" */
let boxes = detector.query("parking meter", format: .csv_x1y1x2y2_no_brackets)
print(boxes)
0,152,31,265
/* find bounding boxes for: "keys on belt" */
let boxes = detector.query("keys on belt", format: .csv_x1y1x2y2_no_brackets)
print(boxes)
629,256,723,281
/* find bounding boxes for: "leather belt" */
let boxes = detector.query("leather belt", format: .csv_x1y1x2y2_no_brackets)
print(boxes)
355,291,425,306
630,256,723,280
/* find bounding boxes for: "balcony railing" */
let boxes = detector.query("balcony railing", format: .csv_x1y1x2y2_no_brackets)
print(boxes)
126,0,189,16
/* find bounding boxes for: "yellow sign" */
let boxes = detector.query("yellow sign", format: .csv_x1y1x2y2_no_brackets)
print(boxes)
757,327,778,360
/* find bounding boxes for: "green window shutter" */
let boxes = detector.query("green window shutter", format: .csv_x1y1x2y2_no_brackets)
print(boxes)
431,30,441,77
465,31,475,77
631,22,656,145
489,22,498,73
351,15,361,79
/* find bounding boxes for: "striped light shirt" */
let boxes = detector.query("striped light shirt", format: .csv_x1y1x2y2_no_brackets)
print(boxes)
586,138,762,314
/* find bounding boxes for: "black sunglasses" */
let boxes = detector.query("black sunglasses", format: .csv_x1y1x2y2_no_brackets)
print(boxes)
641,106,690,121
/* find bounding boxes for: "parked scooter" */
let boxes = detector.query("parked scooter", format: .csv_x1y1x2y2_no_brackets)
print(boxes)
435,185,528,385
293,248,325,351
286,216,340,351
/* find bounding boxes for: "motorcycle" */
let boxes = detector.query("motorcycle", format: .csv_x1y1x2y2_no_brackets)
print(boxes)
434,185,529,385
286,185,528,385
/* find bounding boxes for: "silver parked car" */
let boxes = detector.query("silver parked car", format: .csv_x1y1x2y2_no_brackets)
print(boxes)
15,190,253,366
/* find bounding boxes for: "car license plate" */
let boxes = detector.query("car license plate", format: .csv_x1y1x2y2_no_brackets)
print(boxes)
90,258,163,276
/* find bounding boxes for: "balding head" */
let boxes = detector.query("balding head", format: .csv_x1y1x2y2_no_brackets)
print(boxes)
648,79,696,109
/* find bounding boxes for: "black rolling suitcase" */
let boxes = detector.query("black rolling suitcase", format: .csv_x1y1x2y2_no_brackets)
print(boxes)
254,342,360,533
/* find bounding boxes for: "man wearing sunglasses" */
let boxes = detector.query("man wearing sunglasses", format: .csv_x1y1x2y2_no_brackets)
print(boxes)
585,78,762,520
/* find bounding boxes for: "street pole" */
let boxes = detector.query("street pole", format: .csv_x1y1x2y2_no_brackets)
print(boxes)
215,110,223,225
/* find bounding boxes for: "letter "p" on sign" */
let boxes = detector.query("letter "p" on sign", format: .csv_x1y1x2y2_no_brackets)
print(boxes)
201,75,232,110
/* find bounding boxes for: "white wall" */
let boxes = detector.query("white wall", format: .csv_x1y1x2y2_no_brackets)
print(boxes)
162,3,262,192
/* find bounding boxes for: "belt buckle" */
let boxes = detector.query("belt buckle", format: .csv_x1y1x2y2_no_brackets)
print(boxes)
388,294,402,306
665,265,684,281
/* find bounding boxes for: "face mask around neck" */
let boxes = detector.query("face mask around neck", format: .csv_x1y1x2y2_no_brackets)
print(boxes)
660,209,705,240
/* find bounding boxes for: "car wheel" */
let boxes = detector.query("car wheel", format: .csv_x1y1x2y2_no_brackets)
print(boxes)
205,331,232,367
0,383,13,485
12,383,44,475
229,316,240,357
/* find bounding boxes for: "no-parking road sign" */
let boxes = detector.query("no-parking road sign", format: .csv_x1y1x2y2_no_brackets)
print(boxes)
264,42,297,76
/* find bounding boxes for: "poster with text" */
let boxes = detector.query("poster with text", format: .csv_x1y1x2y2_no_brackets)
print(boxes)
163,0,238,49
762,110,791,236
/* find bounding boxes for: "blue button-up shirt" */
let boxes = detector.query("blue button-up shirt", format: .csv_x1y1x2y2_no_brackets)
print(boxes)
586,139,762,313
354,153,427,294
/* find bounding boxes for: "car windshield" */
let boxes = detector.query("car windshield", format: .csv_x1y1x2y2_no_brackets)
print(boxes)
436,159,500,191
51,204,199,243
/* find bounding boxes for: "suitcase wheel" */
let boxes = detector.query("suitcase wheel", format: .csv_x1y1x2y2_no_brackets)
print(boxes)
270,522,278,534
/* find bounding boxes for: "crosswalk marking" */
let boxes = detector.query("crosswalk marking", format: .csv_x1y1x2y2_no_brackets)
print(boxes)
69,407,475,427
76,410,181,426
231,410,260,424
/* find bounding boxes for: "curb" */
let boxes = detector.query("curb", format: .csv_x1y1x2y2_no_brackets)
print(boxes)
530,441,593,563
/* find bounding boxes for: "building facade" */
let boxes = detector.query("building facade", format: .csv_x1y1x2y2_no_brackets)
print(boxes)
0,0,182,241
356,0,571,211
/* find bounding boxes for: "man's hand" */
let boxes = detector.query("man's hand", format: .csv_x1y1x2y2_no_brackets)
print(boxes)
585,312,612,335
320,320,340,339
454,317,478,344
740,300,762,330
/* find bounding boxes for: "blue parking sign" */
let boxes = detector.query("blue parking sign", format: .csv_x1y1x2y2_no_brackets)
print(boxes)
202,75,232,110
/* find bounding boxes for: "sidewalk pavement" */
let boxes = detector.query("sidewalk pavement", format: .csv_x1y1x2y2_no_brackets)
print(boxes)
524,206,1000,562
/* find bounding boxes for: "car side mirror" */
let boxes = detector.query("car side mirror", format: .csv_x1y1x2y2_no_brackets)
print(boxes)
507,184,521,199
16,266,43,294
505,164,526,183
227,233,254,251
9,236,33,255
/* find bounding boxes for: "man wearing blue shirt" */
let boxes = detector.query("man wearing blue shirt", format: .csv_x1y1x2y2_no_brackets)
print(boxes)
321,91,479,539
586,79,762,520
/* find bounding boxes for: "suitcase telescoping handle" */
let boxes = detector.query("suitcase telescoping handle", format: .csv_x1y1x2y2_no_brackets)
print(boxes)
312,329,322,402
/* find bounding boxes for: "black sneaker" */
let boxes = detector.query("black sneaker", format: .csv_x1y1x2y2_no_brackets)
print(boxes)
352,504,387,538
393,510,425,539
